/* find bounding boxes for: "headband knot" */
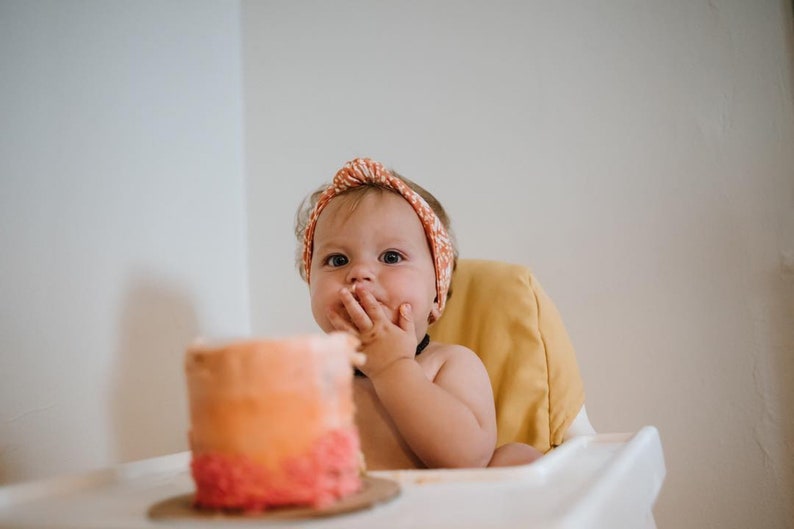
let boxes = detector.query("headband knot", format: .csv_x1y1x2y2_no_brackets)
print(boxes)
302,158,454,313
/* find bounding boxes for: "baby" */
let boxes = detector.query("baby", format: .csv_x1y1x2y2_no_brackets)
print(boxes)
295,158,542,469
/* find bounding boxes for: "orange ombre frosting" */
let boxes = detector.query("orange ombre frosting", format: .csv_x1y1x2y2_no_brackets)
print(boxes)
185,332,361,511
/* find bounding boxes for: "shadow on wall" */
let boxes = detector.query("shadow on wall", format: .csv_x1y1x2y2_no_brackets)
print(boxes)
110,272,199,463
774,264,794,519
778,1,794,517
0,421,19,485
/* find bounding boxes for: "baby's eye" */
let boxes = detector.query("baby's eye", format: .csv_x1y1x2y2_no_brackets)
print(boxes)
324,254,349,267
381,251,403,264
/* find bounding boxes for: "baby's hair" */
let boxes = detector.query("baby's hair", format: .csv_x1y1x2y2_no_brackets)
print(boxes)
294,168,458,283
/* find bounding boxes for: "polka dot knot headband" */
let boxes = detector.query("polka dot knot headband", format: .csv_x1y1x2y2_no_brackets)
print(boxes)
302,157,454,313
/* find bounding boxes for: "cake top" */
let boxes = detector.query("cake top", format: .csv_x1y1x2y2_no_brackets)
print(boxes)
187,331,359,356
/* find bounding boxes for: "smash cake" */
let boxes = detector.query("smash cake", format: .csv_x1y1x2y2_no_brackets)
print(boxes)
185,332,363,512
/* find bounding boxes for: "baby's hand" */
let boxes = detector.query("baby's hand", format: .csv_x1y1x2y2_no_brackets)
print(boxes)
327,286,417,378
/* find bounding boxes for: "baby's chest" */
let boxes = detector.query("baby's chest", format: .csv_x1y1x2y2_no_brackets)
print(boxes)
352,379,422,469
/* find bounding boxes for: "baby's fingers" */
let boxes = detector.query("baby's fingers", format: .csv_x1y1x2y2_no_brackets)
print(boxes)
357,288,388,323
398,303,415,334
339,288,373,330
327,308,358,335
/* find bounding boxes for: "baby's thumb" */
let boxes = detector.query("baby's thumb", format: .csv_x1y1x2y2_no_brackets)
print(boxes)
398,303,414,332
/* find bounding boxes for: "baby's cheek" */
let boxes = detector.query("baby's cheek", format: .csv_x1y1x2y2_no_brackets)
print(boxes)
309,296,333,331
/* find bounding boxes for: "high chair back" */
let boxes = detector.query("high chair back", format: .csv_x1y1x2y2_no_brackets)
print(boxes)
429,259,586,453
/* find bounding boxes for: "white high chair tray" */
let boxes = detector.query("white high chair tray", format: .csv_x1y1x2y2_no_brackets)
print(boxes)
0,426,665,529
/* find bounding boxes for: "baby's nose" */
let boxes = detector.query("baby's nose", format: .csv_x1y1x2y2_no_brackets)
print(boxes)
346,262,374,283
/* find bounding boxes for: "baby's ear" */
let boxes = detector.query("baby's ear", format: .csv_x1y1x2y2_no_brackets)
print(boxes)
427,304,442,324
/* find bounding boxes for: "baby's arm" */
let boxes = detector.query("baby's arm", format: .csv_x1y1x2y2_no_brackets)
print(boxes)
370,343,497,468
329,287,496,468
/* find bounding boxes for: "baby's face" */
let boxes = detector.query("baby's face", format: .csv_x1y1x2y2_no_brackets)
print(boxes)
308,191,439,342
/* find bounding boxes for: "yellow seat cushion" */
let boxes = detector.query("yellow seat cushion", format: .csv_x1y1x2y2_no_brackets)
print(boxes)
429,259,585,453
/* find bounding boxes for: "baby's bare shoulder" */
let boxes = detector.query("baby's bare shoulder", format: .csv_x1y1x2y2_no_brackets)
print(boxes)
421,341,495,427
419,342,487,382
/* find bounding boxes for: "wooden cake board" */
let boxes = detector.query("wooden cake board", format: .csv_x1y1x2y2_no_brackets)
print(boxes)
148,476,400,521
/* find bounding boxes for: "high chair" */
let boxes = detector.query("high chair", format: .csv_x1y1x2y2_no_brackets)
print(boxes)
429,259,664,529
429,258,595,452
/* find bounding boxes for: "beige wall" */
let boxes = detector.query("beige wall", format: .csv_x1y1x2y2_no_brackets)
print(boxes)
0,2,250,482
1,2,791,528
243,1,794,528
